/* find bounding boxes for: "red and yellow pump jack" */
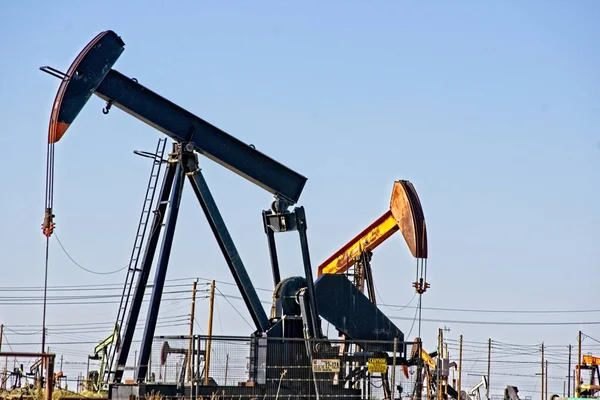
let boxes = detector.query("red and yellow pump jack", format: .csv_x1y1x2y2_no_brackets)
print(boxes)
318,180,429,302
317,180,432,398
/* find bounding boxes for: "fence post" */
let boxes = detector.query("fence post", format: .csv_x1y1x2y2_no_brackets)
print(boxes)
45,355,54,400
458,335,463,400
391,338,398,400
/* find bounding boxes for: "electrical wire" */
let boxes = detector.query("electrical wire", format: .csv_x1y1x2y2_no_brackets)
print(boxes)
406,294,421,339
1,276,599,315
0,281,208,292
214,287,253,330
389,315,600,326
583,333,600,345
214,293,225,335
54,232,129,275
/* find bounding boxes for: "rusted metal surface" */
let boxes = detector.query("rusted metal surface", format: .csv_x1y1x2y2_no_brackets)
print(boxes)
44,355,54,400
0,352,55,358
390,180,428,259
47,30,125,144
317,180,428,276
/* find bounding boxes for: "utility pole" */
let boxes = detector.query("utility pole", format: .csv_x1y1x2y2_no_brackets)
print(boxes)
458,335,463,400
545,360,548,400
0,357,8,390
487,338,491,400
86,356,90,391
444,342,449,398
204,280,215,385
2,356,6,391
0,324,4,392
438,328,443,400
568,344,572,397
59,355,63,389
0,323,3,391
187,280,197,382
576,331,582,398
541,343,545,400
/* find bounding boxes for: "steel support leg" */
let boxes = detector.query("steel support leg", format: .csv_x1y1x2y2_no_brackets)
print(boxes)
298,290,321,400
187,168,270,333
362,252,377,306
262,210,281,287
113,156,178,383
136,161,186,382
295,207,322,339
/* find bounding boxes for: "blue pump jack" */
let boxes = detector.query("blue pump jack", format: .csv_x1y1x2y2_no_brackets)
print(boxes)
41,30,407,400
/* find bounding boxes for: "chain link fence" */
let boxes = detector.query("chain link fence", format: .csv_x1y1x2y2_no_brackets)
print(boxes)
139,335,418,400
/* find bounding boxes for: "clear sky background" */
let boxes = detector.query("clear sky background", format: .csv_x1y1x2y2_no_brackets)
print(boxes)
0,0,599,397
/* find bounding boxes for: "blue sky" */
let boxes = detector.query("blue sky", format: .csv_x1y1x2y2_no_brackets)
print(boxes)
0,0,599,396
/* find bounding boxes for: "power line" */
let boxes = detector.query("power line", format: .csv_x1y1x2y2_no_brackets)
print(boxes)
583,333,600,345
0,296,194,306
389,315,600,326
468,371,566,380
214,287,253,330
7,314,191,329
0,289,194,301
4,276,597,316
5,316,190,334
380,303,600,314
0,278,209,291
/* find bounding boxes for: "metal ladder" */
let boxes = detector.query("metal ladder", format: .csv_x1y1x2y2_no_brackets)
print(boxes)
103,138,168,384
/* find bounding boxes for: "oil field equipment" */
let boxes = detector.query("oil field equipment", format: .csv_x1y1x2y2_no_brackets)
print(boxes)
40,30,427,400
